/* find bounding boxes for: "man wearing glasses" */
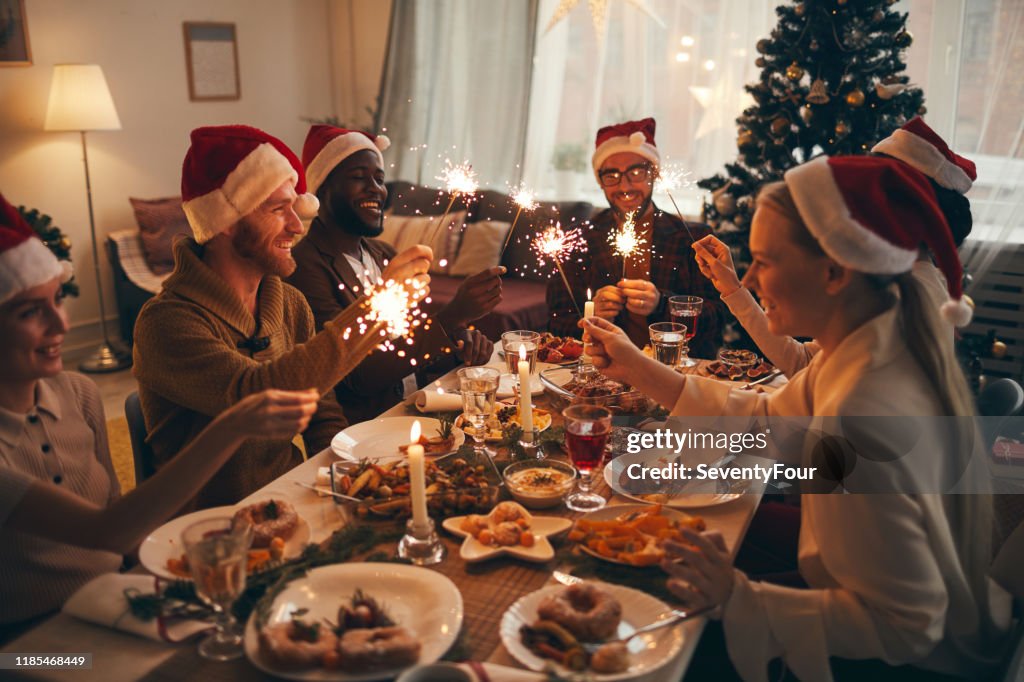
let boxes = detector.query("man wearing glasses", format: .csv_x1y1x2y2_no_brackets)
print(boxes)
546,117,722,357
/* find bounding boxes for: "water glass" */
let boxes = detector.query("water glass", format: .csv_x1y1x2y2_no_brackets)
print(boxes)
457,366,500,456
501,330,540,378
562,404,612,512
182,517,253,661
649,322,687,367
668,295,703,368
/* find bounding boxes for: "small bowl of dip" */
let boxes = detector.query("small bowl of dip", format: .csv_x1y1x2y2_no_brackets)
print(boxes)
502,459,577,510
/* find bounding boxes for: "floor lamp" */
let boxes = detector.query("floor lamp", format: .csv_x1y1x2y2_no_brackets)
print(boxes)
44,64,132,373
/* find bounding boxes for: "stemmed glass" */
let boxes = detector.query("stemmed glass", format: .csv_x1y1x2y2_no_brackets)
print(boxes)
457,366,500,457
501,330,540,390
562,404,612,511
668,295,703,368
182,517,253,661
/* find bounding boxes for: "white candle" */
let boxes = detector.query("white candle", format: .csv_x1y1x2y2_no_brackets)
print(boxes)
518,345,534,441
582,288,594,361
407,421,429,530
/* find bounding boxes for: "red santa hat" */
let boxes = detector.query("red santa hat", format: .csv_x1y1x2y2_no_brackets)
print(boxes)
302,125,391,196
0,193,70,305
784,155,972,327
591,117,660,178
871,117,976,194
181,125,319,244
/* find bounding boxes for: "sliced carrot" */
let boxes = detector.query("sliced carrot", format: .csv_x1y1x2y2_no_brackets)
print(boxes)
520,531,535,548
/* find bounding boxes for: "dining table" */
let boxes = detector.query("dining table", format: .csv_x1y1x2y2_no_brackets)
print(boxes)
1,352,779,682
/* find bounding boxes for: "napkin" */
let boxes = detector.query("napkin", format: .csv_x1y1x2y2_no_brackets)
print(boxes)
397,661,544,682
63,573,211,643
411,388,464,413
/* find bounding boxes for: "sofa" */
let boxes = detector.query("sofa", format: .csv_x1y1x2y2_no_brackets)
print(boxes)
107,186,596,344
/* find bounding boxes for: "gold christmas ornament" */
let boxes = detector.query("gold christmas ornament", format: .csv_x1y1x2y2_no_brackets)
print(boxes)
837,0,848,5
992,340,1008,359
786,61,805,81
799,105,814,124
918,106,927,115
845,88,865,107
835,120,851,137
770,116,790,137
806,78,830,104
755,57,766,68
894,29,913,48
59,237,72,250
756,38,770,54
794,3,805,16
737,130,755,149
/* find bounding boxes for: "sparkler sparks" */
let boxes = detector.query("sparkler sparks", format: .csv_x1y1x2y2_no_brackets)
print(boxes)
532,223,586,317
609,211,649,278
654,164,697,243
500,184,541,259
361,277,430,352
427,159,479,245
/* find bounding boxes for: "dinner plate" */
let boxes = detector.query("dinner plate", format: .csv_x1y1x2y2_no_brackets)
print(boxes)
244,563,463,681
500,582,685,680
331,417,465,461
604,465,746,508
442,514,572,563
139,503,311,581
572,504,699,566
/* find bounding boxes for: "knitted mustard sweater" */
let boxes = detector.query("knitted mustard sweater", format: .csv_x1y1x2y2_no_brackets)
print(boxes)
133,239,387,508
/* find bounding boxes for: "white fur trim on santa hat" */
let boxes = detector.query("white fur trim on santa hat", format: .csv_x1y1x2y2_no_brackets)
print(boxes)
0,237,64,304
591,136,660,179
872,129,972,194
183,142,299,244
940,298,973,327
785,156,917,275
306,133,390,197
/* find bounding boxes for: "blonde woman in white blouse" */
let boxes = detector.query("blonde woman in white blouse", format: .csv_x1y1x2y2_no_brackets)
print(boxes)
583,156,1009,681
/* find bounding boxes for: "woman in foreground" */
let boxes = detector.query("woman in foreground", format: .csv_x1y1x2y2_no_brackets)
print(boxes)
584,156,1010,680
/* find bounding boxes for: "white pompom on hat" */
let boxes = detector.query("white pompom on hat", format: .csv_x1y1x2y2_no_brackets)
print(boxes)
871,116,976,194
180,125,319,244
302,125,392,197
784,155,972,327
591,117,660,179
0,193,68,305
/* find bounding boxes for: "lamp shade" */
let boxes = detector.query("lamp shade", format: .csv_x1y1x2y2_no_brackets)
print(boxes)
44,64,121,132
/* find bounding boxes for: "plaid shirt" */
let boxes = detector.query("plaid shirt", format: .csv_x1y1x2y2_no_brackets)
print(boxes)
546,207,724,359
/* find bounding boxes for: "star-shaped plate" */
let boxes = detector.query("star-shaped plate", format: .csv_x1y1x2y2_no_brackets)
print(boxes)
442,515,573,563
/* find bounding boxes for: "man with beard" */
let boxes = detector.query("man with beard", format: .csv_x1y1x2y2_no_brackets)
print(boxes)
287,125,502,422
133,125,431,508
546,118,722,357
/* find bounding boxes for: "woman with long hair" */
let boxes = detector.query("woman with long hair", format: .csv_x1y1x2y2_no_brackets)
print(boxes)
583,156,1010,679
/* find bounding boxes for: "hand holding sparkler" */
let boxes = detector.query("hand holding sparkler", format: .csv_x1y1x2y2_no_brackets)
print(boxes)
500,184,539,259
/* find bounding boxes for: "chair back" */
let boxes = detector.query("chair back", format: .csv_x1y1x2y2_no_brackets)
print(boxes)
124,391,155,483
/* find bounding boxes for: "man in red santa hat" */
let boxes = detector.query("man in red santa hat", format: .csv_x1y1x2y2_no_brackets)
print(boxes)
546,117,722,357
133,125,430,508
287,125,501,423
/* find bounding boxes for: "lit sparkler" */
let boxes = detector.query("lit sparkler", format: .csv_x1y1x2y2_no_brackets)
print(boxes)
654,163,697,243
532,222,586,317
359,276,430,354
500,184,540,258
427,160,479,245
609,211,648,278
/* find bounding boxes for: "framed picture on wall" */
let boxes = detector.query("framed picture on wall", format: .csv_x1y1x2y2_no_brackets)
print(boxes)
183,22,240,101
0,0,32,66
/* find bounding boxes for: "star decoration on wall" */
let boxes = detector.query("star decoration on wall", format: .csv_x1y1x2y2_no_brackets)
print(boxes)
544,0,664,41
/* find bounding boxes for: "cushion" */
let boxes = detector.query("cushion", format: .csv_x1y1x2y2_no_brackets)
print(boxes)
418,274,550,340
449,219,510,276
379,210,466,275
129,197,192,275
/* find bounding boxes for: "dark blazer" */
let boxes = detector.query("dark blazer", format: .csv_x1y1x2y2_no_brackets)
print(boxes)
286,218,457,423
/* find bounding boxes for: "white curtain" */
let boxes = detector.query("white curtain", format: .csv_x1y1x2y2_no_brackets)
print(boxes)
377,0,538,189
521,0,776,207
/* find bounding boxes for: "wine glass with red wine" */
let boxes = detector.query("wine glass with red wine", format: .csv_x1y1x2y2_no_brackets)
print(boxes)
668,295,703,368
562,404,612,511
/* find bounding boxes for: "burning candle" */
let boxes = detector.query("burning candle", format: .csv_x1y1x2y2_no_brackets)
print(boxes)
582,288,595,362
407,421,429,530
518,345,534,442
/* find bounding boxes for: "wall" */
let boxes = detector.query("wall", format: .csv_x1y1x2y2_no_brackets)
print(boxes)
0,0,334,352
329,0,393,129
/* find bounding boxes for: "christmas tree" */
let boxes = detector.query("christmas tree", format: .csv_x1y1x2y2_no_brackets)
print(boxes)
18,206,79,298
698,0,925,269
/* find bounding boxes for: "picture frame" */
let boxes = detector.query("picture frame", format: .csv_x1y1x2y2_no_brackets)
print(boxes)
182,21,240,101
0,0,32,66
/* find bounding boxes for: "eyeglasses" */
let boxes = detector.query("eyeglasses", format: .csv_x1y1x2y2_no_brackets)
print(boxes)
598,163,653,187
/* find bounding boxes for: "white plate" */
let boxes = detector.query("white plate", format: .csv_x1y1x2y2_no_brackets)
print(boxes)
500,583,685,680
139,503,311,581
572,504,699,566
331,417,465,461
496,373,543,399
604,465,745,508
244,563,463,681
442,514,572,563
